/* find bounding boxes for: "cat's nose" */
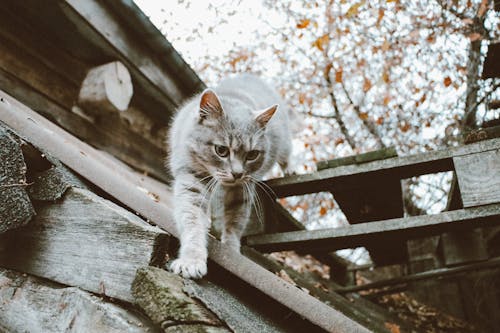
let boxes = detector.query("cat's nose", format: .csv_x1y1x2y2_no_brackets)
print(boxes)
231,172,243,180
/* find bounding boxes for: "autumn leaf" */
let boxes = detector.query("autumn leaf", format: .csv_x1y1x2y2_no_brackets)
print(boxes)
383,95,391,105
298,92,307,104
346,1,365,18
382,70,390,84
313,34,330,51
296,19,311,29
319,206,327,216
400,122,411,132
443,77,452,87
376,117,384,125
359,112,369,120
384,322,401,333
363,78,372,92
381,39,390,51
335,138,345,145
324,62,333,77
335,68,343,83
376,9,385,27
228,52,249,69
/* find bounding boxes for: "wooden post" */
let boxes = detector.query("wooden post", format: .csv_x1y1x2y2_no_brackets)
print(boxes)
78,61,133,113
454,149,500,208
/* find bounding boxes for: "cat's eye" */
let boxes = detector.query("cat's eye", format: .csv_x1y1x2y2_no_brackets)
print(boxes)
214,145,229,157
246,150,260,161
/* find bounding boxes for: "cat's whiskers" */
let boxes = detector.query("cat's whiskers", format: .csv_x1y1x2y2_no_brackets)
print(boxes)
242,177,264,226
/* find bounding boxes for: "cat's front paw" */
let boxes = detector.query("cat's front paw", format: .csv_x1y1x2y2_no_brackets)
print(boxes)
169,257,207,279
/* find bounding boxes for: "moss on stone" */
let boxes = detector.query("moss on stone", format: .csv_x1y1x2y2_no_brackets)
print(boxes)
132,267,220,326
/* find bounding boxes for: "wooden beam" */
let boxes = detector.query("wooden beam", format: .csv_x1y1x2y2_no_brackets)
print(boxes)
245,204,500,252
317,147,397,170
0,187,169,303
0,3,186,181
266,138,500,197
454,149,500,207
60,0,185,110
0,268,156,333
78,61,133,113
0,90,372,333
334,256,500,294
242,247,397,333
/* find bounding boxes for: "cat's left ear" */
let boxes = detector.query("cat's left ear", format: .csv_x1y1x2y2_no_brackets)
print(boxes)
199,89,223,120
255,104,278,127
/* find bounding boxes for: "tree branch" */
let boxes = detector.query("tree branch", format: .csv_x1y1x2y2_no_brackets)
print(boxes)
340,81,386,149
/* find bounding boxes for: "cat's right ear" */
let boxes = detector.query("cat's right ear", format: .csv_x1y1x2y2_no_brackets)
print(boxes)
199,89,223,120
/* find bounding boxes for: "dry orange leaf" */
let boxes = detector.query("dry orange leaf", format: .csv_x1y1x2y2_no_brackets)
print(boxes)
346,1,365,18
381,39,390,51
382,71,390,84
383,95,391,106
359,112,369,120
363,78,372,92
335,68,343,83
296,19,311,29
335,138,345,145
298,92,307,104
384,322,401,333
400,123,411,132
376,117,384,125
377,9,385,26
319,206,327,216
313,34,330,51
443,77,452,87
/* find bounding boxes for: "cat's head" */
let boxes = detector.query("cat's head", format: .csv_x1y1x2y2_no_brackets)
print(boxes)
191,89,277,185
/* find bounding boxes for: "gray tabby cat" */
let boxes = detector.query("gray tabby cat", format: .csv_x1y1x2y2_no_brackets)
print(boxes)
168,74,292,279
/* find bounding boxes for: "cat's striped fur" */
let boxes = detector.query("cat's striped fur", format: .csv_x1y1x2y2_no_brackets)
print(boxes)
168,74,291,278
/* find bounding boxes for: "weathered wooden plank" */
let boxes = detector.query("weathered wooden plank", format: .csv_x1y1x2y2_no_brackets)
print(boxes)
334,256,500,294
266,138,500,197
439,229,488,266
0,65,167,181
317,148,407,265
245,203,500,252
0,268,156,333
132,267,228,332
0,124,34,233
0,5,170,181
183,275,290,333
329,177,407,265
454,149,500,207
242,248,395,333
317,147,397,170
0,187,169,302
0,90,372,333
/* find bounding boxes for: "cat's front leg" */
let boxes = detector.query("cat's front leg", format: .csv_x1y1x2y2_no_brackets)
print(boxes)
170,174,211,279
221,184,253,252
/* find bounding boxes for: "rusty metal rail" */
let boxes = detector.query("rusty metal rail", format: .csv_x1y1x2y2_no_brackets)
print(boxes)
0,90,371,333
